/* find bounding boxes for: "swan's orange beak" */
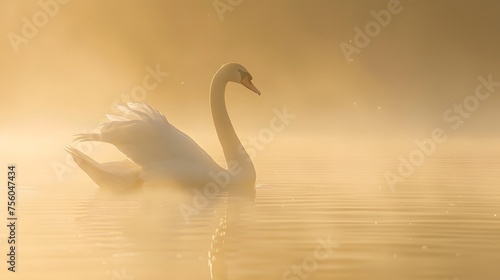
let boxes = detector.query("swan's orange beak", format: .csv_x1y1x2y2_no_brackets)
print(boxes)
241,75,261,95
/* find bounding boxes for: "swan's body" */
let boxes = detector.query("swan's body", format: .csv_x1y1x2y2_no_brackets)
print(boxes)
67,63,260,190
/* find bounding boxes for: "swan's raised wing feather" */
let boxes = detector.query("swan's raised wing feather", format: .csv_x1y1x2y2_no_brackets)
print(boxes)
75,103,217,168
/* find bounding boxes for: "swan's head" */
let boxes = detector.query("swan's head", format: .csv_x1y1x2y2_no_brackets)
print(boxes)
220,63,261,95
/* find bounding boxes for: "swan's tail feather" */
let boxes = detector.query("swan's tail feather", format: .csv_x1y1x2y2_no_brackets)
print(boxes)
106,114,130,122
65,146,143,190
73,133,102,142
65,146,101,175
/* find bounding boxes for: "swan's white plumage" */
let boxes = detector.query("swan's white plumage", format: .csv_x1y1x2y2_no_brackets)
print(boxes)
68,63,259,189
79,102,219,172
65,146,142,190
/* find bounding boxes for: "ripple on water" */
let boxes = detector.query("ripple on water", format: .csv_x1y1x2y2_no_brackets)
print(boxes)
1,157,499,279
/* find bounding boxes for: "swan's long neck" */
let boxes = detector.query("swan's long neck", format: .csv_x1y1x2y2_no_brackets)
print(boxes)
210,71,256,185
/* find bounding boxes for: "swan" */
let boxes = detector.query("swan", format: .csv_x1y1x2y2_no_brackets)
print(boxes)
66,63,261,191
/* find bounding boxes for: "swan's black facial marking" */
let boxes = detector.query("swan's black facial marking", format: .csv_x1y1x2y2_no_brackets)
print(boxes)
238,69,261,95
238,69,253,82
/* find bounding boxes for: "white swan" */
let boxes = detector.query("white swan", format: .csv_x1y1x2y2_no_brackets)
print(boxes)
66,63,261,191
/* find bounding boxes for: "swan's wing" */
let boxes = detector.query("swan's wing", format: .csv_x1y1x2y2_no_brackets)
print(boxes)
75,102,217,167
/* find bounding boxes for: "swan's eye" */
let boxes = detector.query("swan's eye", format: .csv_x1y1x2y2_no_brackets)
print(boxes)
238,69,252,82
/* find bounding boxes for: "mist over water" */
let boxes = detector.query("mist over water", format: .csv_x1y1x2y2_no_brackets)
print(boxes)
1,1,500,279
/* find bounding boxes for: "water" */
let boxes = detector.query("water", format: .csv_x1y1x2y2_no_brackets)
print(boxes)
1,156,500,279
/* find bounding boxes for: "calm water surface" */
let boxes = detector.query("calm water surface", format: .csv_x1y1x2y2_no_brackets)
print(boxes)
1,156,500,280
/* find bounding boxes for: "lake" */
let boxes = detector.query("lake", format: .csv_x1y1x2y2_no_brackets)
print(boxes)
1,156,499,280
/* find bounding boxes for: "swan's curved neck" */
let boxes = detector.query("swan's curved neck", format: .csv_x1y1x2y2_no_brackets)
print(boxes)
210,71,256,185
